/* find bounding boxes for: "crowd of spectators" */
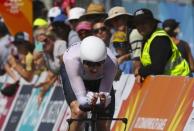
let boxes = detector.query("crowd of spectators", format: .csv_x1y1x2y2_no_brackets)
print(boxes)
0,1,194,130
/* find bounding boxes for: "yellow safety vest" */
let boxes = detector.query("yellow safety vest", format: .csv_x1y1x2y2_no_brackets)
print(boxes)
140,29,190,76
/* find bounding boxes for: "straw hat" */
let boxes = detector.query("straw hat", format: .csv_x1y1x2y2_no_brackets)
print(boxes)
105,6,133,25
80,3,108,21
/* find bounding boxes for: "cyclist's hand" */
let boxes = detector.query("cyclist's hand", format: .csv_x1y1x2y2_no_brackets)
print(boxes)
99,92,111,107
86,91,98,106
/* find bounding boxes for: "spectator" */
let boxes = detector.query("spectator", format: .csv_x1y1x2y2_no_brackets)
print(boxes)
33,18,48,29
33,27,47,54
105,6,133,32
113,31,133,74
129,29,143,73
59,0,76,15
105,6,133,61
162,19,194,73
67,7,85,46
33,27,48,75
0,21,14,76
32,18,49,72
0,21,20,97
92,21,111,47
8,32,35,82
47,6,62,32
1,32,35,96
75,21,92,40
133,8,190,83
52,14,71,46
47,6,62,23
37,29,69,105
33,0,47,21
80,2,108,23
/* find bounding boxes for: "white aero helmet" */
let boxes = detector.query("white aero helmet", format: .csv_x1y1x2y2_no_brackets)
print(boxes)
80,36,107,62
68,7,86,21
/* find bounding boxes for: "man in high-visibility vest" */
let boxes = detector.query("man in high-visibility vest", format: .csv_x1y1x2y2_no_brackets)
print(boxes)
133,8,190,83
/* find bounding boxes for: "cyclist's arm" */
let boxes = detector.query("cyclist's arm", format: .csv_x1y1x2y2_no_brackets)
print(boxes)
64,58,87,104
60,63,77,105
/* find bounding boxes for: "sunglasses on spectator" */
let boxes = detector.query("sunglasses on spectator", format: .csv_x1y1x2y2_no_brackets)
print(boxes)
83,60,105,67
113,42,127,48
93,26,107,34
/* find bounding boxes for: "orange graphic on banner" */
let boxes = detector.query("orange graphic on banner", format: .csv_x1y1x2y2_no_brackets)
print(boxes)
112,76,194,131
0,0,32,41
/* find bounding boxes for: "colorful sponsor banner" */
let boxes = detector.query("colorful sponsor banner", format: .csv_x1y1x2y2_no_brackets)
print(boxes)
112,74,135,128
3,85,33,131
0,74,193,130
184,109,194,130
112,76,194,131
0,0,32,40
16,87,54,131
37,86,65,131
0,84,19,129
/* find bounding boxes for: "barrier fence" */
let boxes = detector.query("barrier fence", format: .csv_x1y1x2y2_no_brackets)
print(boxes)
0,73,193,131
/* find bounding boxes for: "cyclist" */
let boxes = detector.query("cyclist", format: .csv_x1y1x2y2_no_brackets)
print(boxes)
62,36,117,131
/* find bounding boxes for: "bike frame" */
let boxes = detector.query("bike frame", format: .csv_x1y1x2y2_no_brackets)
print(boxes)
67,116,128,131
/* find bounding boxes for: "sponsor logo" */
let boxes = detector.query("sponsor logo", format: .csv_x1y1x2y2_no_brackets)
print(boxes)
134,117,168,130
4,0,24,14
41,101,64,123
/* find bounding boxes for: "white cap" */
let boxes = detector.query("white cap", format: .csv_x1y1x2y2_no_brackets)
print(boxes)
68,7,86,21
80,36,107,62
48,7,61,18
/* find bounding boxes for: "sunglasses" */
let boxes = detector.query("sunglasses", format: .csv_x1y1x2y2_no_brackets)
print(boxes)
113,42,127,48
93,26,107,34
83,60,105,67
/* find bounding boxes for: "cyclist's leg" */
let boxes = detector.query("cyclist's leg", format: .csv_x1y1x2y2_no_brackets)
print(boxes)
96,88,115,131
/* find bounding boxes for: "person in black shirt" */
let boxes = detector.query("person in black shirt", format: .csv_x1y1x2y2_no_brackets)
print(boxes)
133,8,190,82
163,19,194,73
